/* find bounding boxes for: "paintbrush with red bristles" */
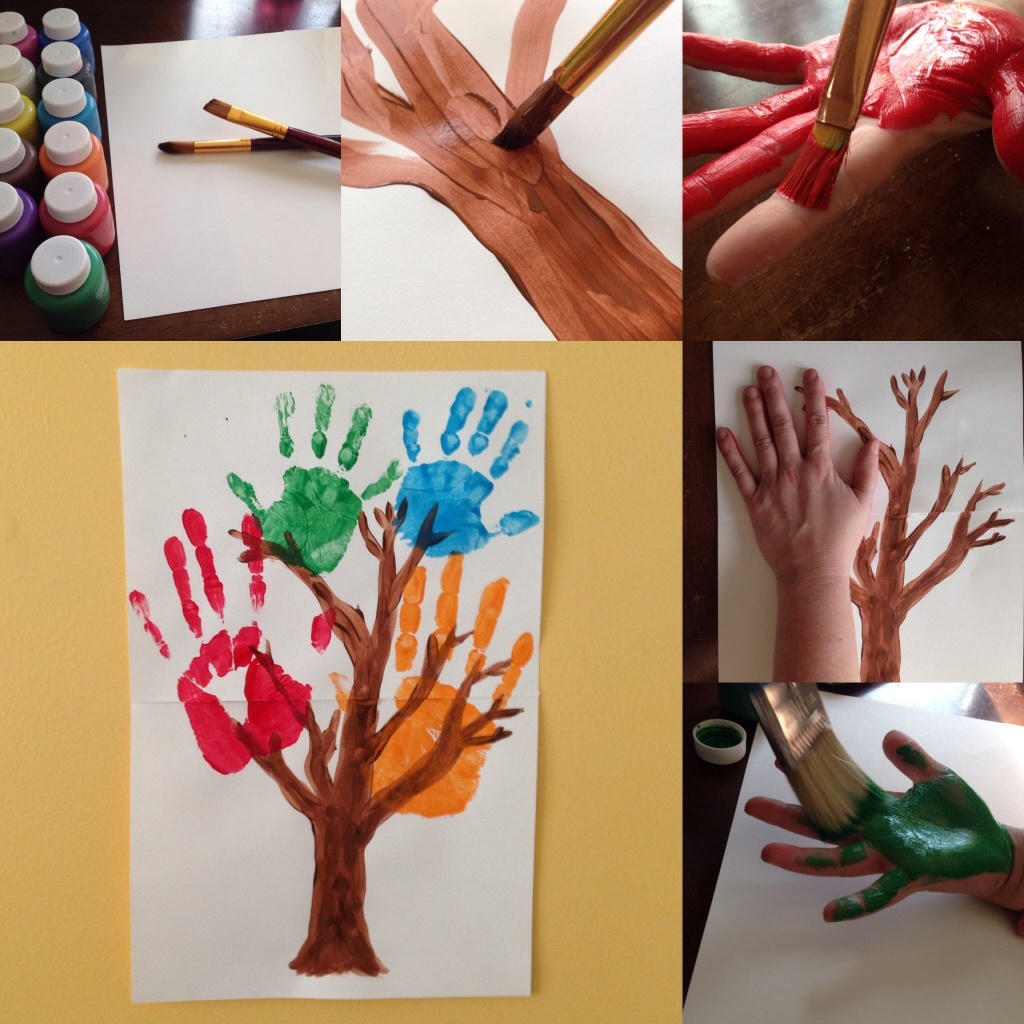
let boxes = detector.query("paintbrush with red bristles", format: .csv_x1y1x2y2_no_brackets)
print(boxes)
778,0,897,210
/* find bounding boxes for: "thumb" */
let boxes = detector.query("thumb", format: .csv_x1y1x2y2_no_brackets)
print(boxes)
851,438,880,508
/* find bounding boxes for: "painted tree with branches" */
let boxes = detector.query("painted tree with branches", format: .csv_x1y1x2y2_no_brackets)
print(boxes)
341,0,682,340
800,367,1013,682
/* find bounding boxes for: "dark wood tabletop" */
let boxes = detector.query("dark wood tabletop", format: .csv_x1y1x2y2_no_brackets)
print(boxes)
683,0,1024,340
683,682,1024,1000
0,1,340,340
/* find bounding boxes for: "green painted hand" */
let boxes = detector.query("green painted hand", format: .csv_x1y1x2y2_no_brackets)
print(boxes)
227,385,402,575
746,729,1024,933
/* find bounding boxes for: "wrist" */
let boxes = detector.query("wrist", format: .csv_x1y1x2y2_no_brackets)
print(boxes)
774,570,851,597
995,826,1024,912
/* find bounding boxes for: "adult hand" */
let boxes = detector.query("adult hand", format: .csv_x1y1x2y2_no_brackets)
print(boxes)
684,1,1024,285
746,730,1024,932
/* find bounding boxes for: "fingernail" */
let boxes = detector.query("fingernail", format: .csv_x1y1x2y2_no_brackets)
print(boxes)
805,368,818,381
717,428,729,441
758,366,772,380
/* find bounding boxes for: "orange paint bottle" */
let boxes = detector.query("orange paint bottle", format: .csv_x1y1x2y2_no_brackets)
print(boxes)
39,118,106,189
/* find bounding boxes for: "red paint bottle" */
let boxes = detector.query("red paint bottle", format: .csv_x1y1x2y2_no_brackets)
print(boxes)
0,12,40,66
39,118,106,189
38,169,114,254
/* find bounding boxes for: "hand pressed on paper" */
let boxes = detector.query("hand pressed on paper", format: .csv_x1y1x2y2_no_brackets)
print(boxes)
746,730,1024,933
684,0,1024,285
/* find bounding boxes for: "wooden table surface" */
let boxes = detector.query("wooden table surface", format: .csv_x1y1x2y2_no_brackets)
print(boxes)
683,0,1024,340
683,682,1024,1000
0,0,340,340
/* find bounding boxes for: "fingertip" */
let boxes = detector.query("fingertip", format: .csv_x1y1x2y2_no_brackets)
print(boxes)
716,426,731,447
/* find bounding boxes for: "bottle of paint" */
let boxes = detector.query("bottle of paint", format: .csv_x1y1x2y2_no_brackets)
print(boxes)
36,76,99,139
37,41,94,98
24,233,108,332
39,119,105,190
0,124,43,198
0,12,40,66
0,81,38,143
0,41,37,102
38,9,93,71
0,179,41,275
39,170,114,254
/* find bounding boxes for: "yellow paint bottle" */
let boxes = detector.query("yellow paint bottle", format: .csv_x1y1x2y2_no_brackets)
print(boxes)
0,81,39,145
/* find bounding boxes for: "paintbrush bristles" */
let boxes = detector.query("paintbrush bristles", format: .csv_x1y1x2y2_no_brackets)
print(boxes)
203,98,233,120
786,729,870,838
777,124,851,209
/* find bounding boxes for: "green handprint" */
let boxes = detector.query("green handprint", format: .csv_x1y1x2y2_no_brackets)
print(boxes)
227,384,402,575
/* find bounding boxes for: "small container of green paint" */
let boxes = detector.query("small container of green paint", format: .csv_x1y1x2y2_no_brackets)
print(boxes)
693,718,746,765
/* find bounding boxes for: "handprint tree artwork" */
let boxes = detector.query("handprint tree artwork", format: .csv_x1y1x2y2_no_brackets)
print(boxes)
123,372,544,997
798,368,1014,683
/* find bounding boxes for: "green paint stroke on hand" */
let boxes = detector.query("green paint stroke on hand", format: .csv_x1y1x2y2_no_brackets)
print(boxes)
839,841,869,867
802,853,837,869
896,743,927,769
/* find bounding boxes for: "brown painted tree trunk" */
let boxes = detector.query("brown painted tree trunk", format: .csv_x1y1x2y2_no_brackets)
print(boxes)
289,812,386,977
857,598,903,683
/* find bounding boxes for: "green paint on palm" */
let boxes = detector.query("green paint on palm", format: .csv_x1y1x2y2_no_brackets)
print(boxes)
311,384,336,459
275,392,296,457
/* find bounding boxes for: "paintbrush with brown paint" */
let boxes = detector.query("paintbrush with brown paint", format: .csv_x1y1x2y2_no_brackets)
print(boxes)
493,0,674,150
203,99,342,159
158,135,342,154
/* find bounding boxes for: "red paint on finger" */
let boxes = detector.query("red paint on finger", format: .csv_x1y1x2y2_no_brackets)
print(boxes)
182,509,226,619
164,536,202,637
129,590,170,659
241,514,266,612
180,629,234,688
232,624,261,669
311,608,335,653
683,33,807,82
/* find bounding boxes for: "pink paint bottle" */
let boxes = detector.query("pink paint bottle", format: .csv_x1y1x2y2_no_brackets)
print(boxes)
0,12,40,66
39,119,106,190
0,179,42,275
38,169,114,254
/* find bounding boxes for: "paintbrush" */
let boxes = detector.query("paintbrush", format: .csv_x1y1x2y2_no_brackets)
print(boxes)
778,0,897,209
492,0,674,150
746,684,879,839
158,135,342,154
202,99,341,159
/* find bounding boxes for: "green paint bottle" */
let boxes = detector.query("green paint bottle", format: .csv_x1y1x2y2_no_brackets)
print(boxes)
25,233,108,332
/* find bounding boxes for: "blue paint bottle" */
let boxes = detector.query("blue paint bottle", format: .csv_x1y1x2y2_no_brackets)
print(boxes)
37,41,96,99
36,76,100,139
38,9,94,70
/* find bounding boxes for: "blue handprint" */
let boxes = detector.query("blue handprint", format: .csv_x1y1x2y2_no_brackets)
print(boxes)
395,387,540,556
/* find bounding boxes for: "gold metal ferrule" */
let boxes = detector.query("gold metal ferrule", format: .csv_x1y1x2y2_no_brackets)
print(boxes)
817,0,898,131
555,0,674,95
193,139,254,153
228,105,289,140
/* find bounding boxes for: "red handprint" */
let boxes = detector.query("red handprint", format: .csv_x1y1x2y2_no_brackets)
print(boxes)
130,509,311,775
684,1,1024,283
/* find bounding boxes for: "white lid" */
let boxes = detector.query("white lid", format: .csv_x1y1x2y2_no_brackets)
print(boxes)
0,124,24,172
30,234,90,294
43,118,90,164
44,170,95,222
0,13,29,46
41,41,82,77
41,77,85,117
0,42,23,81
0,80,22,122
693,718,748,765
0,178,23,232
42,9,81,42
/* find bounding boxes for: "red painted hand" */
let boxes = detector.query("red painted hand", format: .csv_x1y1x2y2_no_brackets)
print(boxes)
130,509,312,775
684,1,1024,284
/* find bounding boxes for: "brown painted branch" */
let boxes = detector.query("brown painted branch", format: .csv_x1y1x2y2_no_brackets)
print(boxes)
912,370,958,449
898,457,975,558
301,705,334,799
465,728,513,746
852,522,879,591
505,0,568,105
233,720,319,818
462,696,524,740
358,508,385,561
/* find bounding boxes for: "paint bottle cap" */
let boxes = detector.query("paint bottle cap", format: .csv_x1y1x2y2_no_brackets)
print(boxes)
41,77,85,117
40,41,82,77
44,170,95,222
0,81,24,122
30,234,90,294
0,124,25,172
0,42,24,81
42,9,82,42
693,718,747,765
43,118,90,164
0,12,29,46
0,179,24,232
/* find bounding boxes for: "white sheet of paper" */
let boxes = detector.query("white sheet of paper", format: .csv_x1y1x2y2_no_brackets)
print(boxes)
714,341,1024,682
340,0,682,340
120,370,544,1000
103,30,340,321
685,690,1024,1024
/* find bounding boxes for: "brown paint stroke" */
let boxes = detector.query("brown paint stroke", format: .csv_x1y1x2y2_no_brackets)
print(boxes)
341,0,682,340
799,368,1013,683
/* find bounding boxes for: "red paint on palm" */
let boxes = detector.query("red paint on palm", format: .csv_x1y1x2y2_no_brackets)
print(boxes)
178,677,252,774
241,514,266,611
311,608,335,653
243,655,312,754
163,536,202,637
182,509,226,619
129,590,171,659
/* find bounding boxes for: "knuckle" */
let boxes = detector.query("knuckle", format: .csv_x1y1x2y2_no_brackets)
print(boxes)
752,433,775,452
806,411,829,430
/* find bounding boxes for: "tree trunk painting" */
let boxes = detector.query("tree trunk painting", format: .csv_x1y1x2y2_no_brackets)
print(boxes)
341,0,682,340
800,368,1013,683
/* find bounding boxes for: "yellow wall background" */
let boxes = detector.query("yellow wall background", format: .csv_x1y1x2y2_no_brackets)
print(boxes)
0,341,681,1024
